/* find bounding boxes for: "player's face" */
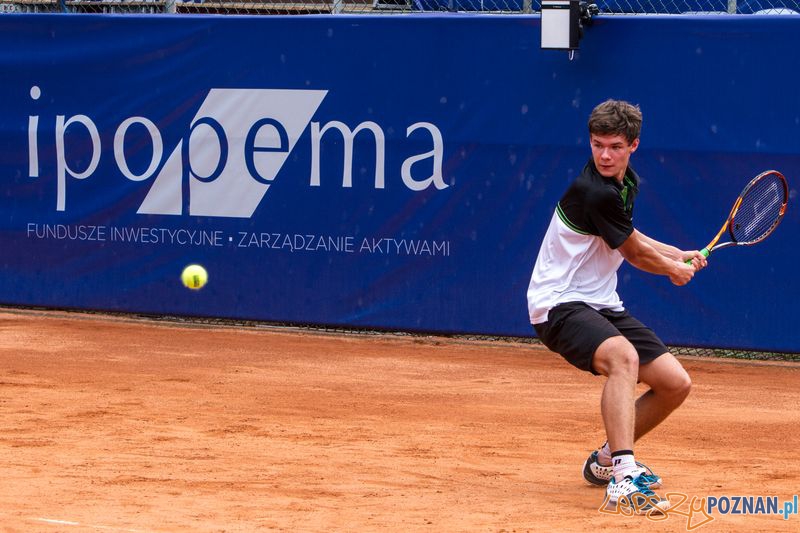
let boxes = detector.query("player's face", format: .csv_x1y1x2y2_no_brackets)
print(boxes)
590,133,639,182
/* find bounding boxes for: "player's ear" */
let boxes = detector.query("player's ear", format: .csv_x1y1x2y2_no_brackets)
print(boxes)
629,138,640,153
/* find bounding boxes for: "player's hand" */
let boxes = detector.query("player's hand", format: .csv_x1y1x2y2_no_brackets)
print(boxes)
669,260,697,286
681,250,708,271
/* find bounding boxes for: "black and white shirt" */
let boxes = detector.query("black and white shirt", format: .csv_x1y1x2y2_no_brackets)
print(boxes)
527,160,639,325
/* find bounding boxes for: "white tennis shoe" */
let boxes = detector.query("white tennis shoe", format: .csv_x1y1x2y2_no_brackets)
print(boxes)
605,472,670,514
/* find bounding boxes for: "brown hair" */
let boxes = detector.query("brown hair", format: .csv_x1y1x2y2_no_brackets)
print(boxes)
588,99,642,144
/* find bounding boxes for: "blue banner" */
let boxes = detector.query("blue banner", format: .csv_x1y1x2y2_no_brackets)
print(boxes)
0,14,798,352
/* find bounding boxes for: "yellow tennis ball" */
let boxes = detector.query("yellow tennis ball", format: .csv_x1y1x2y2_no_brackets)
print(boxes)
181,264,208,290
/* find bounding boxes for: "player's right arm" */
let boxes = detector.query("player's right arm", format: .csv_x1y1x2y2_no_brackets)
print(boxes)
618,229,696,286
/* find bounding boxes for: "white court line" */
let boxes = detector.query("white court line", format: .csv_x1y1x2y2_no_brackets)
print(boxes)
32,517,147,532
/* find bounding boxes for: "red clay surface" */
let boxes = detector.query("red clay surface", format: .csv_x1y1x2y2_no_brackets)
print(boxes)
0,308,798,532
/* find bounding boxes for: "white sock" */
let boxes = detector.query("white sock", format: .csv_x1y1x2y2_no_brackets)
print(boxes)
611,450,642,482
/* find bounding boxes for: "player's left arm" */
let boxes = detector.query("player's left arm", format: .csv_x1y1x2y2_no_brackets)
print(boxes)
636,230,707,269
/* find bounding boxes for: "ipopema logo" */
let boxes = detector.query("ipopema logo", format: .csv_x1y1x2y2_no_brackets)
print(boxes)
27,86,449,218
140,88,326,218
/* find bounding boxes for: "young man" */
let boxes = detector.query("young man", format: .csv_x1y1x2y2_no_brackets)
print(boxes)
526,99,707,511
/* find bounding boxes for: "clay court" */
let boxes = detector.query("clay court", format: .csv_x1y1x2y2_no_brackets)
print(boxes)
0,308,798,532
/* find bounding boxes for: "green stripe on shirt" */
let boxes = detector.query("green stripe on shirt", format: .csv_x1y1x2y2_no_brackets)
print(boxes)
556,203,589,235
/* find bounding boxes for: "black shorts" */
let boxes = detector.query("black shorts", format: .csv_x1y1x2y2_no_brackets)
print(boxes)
533,301,668,375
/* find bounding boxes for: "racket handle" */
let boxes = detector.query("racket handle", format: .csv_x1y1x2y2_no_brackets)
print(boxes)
685,248,710,265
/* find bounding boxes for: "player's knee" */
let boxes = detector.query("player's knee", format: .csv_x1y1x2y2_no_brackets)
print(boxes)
658,369,692,407
595,338,638,377
616,348,640,377
671,373,692,404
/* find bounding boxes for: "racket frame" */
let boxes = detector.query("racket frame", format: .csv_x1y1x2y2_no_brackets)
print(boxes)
701,169,788,257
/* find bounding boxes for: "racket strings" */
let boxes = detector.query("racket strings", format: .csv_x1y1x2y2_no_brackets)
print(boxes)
731,175,786,244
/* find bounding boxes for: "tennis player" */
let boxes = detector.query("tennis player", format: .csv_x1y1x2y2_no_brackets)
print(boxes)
526,99,707,512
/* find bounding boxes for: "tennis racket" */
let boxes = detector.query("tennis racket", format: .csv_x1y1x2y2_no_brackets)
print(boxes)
687,170,788,263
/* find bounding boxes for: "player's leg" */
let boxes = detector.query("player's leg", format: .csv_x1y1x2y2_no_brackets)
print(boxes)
534,302,666,511
604,310,691,440
534,304,633,482
582,310,673,489
584,353,689,490
591,335,638,456
590,333,668,512
634,352,692,440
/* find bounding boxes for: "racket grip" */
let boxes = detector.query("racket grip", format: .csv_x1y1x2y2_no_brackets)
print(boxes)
685,248,710,265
